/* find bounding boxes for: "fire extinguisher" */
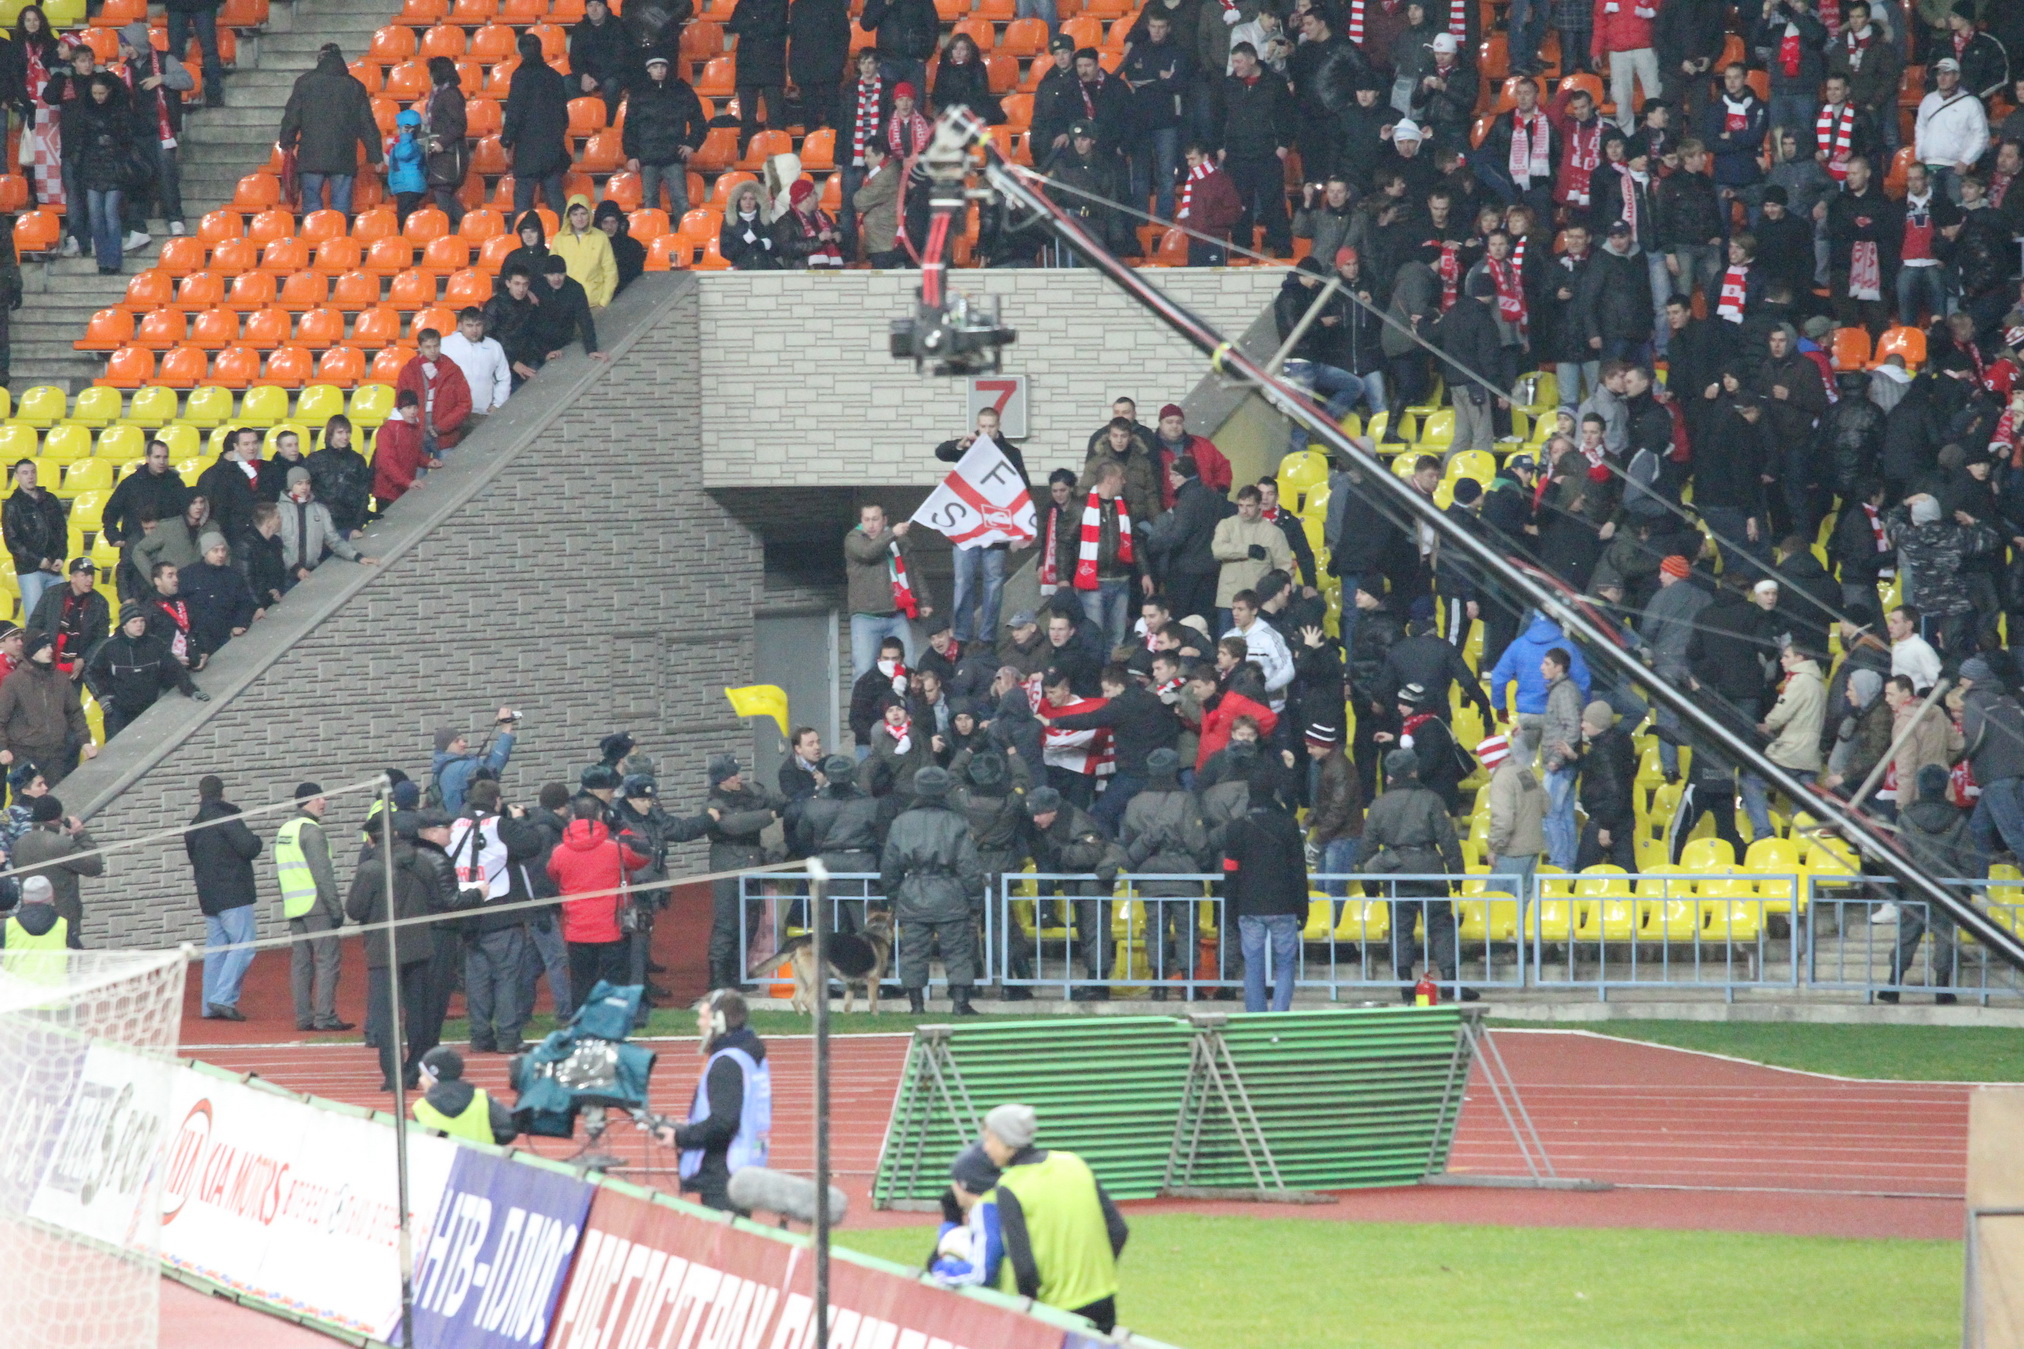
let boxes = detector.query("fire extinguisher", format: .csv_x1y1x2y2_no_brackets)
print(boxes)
1413,970,1438,1007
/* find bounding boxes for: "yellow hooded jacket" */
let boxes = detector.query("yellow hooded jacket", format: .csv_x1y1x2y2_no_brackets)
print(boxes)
551,193,616,308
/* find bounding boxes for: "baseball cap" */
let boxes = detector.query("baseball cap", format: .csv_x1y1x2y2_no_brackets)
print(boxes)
1934,56,1960,72
1069,119,1096,139
1431,32,1458,52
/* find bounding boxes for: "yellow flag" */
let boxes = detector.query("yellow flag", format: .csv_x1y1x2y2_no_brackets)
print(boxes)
724,685,790,738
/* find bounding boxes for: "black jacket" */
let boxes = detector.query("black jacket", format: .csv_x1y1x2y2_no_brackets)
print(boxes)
1655,168,1724,250
529,275,599,355
727,0,789,85
483,290,543,367
179,558,257,655
85,627,192,719
102,466,189,548
721,207,781,268
1144,476,1229,580
196,457,261,549
305,445,373,535
858,0,938,60
1771,547,1838,659
1432,295,1504,398
934,55,1002,123
790,0,852,90
1377,632,1490,719
64,92,132,192
25,584,108,667
1688,588,1780,704
675,1026,767,1196
1218,69,1294,161
567,13,630,84
1578,723,1636,834
623,74,707,166
502,58,571,177
1046,685,1180,778
1690,395,1770,513
185,797,263,917
2,486,64,575
346,839,439,967
1222,799,1309,917
277,49,381,176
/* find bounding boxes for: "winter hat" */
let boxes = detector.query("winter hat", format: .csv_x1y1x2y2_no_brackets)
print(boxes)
593,199,626,229
892,80,916,99
391,808,421,839
1477,734,1511,769
707,753,740,786
285,466,310,488
542,255,569,276
620,773,656,800
1159,403,1184,421
1431,31,1458,52
19,875,52,906
1802,315,1833,341
983,1102,1038,1149
1025,786,1064,816
1660,555,1691,579
644,52,671,67
30,795,63,823
1911,496,1942,525
295,782,323,802
1466,269,1497,300
1847,669,1884,706
1305,720,1342,748
1581,700,1615,733
421,1045,464,1080
1960,655,1997,684
118,601,144,626
1334,245,1358,268
397,109,421,128
598,731,635,766
392,780,423,809
119,21,151,50
1916,762,1950,802
1385,747,1419,780
789,178,815,205
1451,477,1482,505
821,752,857,782
949,1144,1003,1194
579,764,622,792
960,751,1002,789
1762,184,1789,206
1147,747,1181,788
197,531,228,555
1396,681,1428,708
913,766,953,799
1391,118,1423,143
6,762,38,792
433,726,460,753
415,808,453,831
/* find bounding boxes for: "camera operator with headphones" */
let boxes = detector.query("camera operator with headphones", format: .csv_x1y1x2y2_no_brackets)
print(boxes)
639,989,771,1214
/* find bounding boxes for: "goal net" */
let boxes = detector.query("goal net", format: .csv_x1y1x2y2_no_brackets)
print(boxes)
0,946,187,1349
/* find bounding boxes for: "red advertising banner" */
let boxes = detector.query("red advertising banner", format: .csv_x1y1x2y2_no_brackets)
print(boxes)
547,1184,1072,1349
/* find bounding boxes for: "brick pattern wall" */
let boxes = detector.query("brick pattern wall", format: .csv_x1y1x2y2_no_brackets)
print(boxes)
65,281,765,952
697,269,1286,488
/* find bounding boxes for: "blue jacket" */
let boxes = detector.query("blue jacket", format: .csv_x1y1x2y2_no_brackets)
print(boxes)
431,731,513,815
1486,613,1592,715
386,129,427,195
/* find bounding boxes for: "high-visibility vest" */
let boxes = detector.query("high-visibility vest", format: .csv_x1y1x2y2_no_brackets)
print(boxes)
989,1150,1119,1314
2,912,69,986
414,1088,495,1144
274,816,320,920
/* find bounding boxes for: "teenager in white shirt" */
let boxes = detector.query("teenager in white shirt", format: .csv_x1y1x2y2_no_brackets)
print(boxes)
440,306,512,420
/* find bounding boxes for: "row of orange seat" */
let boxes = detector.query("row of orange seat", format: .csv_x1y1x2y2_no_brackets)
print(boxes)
98,344,414,390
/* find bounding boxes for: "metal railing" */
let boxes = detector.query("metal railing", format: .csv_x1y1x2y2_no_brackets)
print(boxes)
732,869,2024,1003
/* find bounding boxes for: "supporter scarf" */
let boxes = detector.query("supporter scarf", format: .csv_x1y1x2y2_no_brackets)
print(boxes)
1447,0,1466,36
1563,118,1601,206
1721,93,1753,134
1717,262,1749,322
1995,409,2022,470
1398,711,1436,747
1600,0,1657,14
121,54,172,144
1177,159,1214,220
1902,192,1935,261
886,714,914,755
1816,103,1855,179
794,206,843,267
1156,675,1184,698
886,542,918,618
887,108,930,163
1261,504,1280,521
1958,337,1988,385
155,598,190,661
1993,171,2016,209
1863,500,1889,551
1511,232,1527,279
1487,255,1526,331
1848,240,1881,301
1820,0,1841,38
1040,503,1062,586
236,457,259,482
1076,69,1106,120
1508,111,1550,188
1073,490,1131,591
1040,688,1115,777
1619,165,1645,237
24,44,46,110
877,656,909,696
1841,23,1872,70
1435,237,1460,310
1954,29,1969,61
850,76,884,166
1779,24,1801,79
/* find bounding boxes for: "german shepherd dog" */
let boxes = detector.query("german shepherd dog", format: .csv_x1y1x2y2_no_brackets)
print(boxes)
749,910,895,1014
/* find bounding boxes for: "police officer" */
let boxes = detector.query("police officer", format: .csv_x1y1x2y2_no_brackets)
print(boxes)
948,747,1035,998
412,1046,518,1144
972,1103,1128,1333
1024,787,1127,1001
0,875,68,985
882,765,987,1015
788,754,890,928
611,771,714,1007
274,781,353,1032
705,755,784,991
644,990,770,1213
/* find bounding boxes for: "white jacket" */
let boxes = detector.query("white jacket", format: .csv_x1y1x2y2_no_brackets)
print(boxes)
1224,617,1294,704
1914,89,1989,170
441,331,512,415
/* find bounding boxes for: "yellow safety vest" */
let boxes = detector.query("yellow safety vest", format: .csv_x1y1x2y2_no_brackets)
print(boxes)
2,913,69,987
414,1088,495,1145
274,816,320,920
989,1150,1119,1314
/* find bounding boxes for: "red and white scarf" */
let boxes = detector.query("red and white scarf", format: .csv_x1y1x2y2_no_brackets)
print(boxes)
1446,0,1465,37
1040,502,1064,587
877,656,909,696
1840,23,1874,70
1721,92,1754,134
120,54,173,145
886,540,918,618
794,206,843,267
849,76,884,166
1036,680,1116,777
1779,23,1803,78
1849,239,1881,301
1076,70,1107,120
1562,118,1601,206
1598,0,1657,14
1816,103,1856,179
1617,165,1645,238
1508,111,1550,189
155,597,191,661
1717,263,1749,322
1487,255,1526,331
1434,236,1460,310
1862,500,1890,552
1994,409,2022,470
1073,490,1131,591
882,713,914,756
1345,0,1400,46
1177,160,1214,220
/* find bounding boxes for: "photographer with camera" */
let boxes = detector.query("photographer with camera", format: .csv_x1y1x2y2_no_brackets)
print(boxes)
449,779,549,1054
641,989,770,1214
430,706,520,814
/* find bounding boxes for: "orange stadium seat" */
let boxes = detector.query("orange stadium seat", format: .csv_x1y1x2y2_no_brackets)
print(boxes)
300,210,350,245
197,209,244,245
800,126,836,170
365,236,416,275
1000,16,1046,54
331,270,380,311
627,208,670,241
420,234,472,273
602,171,642,211
370,346,415,383
190,307,239,349
567,95,606,134
159,345,210,388
13,210,60,256
403,207,452,244
244,307,293,349
135,309,189,349
392,0,447,25
75,309,134,351
579,129,622,171
646,233,686,270
419,22,466,58
450,0,496,19
260,236,310,274
387,269,436,308
347,306,404,349
353,207,401,244
99,346,156,388
230,173,281,212
350,59,384,93
296,308,345,348
277,269,331,311
443,268,493,308
223,270,278,311
312,343,363,387
410,305,457,339
258,347,315,387
210,236,258,275
174,271,225,311
466,99,504,138
469,21,516,61
458,207,506,240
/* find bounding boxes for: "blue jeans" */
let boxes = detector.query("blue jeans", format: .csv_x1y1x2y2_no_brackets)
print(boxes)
640,161,690,219
1014,0,1057,33
849,611,917,679
202,904,257,1009
87,188,123,270
1239,914,1300,1011
950,545,1007,643
1897,264,1949,327
1079,579,1131,650
166,6,222,84
520,917,571,1022
1646,251,1674,355
1543,765,1578,871
1506,0,1542,69
1092,772,1145,837
1973,777,2024,867
299,172,354,216
1738,767,1802,841
1768,94,1817,150
1131,127,1180,220
1321,836,1358,912
1282,360,1367,452
513,170,567,217
1555,360,1599,405
1489,853,1538,895
17,568,58,618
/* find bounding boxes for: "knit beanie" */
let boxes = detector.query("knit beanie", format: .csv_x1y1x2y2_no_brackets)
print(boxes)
1477,734,1510,769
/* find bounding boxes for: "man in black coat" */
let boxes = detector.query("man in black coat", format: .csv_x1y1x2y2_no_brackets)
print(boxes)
103,441,189,598
624,55,707,218
26,559,110,676
185,774,263,1022
196,429,263,556
502,31,571,215
1575,700,1636,868
276,44,382,215
4,459,67,622
857,0,937,98
1823,155,1901,338
1029,36,1081,165
1042,662,1181,835
789,0,851,130
568,0,630,118
1433,270,1507,455
1688,569,1782,724
727,0,788,151
527,257,602,365
1218,43,1297,256
1143,456,1229,625
1222,779,1310,1011
85,602,202,738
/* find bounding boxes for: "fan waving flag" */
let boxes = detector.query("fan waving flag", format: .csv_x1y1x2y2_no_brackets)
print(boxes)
910,435,1037,549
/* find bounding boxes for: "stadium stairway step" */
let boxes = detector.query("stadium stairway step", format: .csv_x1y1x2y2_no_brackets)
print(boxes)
12,244,166,392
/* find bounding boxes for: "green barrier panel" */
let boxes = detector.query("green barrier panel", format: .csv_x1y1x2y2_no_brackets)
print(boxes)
871,1007,1477,1207
872,1017,1197,1206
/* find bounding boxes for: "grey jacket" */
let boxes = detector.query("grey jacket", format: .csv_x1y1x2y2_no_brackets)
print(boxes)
1121,787,1207,874
1484,760,1544,859
880,801,986,921
1356,784,1464,875
13,824,103,932
1640,579,1710,680
1961,686,2024,786
1540,675,1584,772
276,496,362,573
134,517,205,575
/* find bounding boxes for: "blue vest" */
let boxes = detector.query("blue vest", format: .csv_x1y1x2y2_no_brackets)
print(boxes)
679,1046,771,1180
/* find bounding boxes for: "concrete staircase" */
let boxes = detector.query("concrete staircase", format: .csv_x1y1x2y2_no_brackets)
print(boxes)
11,0,390,392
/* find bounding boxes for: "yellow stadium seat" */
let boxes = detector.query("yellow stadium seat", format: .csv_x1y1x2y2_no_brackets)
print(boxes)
89,532,120,578
205,425,238,458
262,421,310,455
1363,410,1417,446
1417,408,1456,449
66,489,106,531
350,383,396,428
0,422,38,462
57,460,112,498
1455,892,1518,943
1513,368,1557,410
1277,449,1329,499
1334,899,1388,943
1445,448,1495,484
295,385,347,425
181,386,235,428
240,385,291,426
39,424,92,463
155,424,201,460
15,385,67,428
125,386,180,427
1302,898,1334,941
69,386,122,428
1680,837,1735,871
95,425,145,461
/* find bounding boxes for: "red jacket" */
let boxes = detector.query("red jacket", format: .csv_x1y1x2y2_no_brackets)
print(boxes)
1590,0,1655,56
1183,165,1244,242
1195,689,1279,771
371,415,428,503
1156,432,1233,506
546,818,648,944
395,354,474,449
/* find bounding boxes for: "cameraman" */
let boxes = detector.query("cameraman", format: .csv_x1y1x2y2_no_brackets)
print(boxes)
430,706,520,814
641,990,769,1214
449,779,548,1054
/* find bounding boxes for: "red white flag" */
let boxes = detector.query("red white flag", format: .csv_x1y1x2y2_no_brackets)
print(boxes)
911,435,1037,549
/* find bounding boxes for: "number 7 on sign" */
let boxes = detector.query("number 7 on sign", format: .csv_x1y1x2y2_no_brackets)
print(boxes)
977,380,1018,412
966,375,1026,438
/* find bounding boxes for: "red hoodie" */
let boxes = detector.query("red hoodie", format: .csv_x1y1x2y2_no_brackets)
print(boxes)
396,352,474,449
546,818,647,944
372,414,428,504
1195,689,1279,771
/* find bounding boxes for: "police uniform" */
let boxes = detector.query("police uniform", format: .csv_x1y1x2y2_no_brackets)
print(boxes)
788,754,891,927
879,766,987,1012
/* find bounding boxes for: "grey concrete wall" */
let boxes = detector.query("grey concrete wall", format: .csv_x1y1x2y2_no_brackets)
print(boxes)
59,276,764,952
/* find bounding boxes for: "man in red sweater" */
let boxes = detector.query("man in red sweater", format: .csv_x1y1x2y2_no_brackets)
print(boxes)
371,390,440,514
1176,141,1243,266
546,797,648,997
396,328,475,454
